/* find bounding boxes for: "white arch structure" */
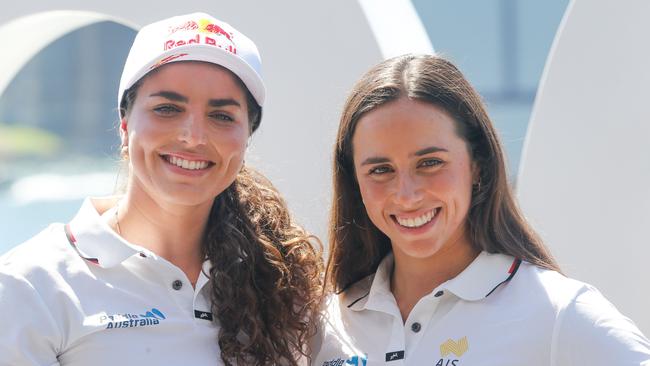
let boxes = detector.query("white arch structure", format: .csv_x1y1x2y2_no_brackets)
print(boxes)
518,0,650,334
0,11,135,97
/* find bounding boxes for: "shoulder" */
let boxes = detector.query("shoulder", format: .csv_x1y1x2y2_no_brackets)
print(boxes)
1,223,79,281
0,223,78,313
551,281,650,364
505,261,592,309
0,225,71,364
510,265,650,363
0,223,82,329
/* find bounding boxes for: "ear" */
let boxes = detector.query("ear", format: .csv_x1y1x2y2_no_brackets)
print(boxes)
471,161,481,185
119,119,128,147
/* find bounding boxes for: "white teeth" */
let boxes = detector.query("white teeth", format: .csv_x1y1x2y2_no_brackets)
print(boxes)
396,209,437,228
165,155,209,170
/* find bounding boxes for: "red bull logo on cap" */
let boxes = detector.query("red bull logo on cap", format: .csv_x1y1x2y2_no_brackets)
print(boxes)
164,18,236,54
197,18,233,41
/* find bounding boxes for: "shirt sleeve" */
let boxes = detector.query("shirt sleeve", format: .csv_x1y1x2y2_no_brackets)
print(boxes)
0,270,62,366
552,285,650,365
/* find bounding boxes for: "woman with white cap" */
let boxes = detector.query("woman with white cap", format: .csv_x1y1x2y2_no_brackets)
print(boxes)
312,54,650,365
0,13,322,366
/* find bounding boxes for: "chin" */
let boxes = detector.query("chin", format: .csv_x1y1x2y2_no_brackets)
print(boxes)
392,238,443,259
158,185,220,207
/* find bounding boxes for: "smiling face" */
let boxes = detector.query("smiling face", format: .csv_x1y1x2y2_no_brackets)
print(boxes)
352,97,476,261
122,61,250,209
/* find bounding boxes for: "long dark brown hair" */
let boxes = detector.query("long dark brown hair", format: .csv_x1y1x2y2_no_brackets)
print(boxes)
121,63,323,365
326,54,560,292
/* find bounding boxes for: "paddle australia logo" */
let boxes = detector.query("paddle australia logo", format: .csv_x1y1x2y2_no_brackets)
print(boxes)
436,336,469,366
101,308,166,329
321,354,367,366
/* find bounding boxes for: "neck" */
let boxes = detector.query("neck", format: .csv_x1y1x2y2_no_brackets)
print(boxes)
390,235,479,322
113,183,212,285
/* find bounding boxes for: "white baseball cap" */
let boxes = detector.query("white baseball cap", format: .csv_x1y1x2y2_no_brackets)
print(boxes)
118,12,265,117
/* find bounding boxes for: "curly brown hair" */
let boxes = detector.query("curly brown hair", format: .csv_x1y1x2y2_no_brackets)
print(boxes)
205,167,323,365
121,62,323,365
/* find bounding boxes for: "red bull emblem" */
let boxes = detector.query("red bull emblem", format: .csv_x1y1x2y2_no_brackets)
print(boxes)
167,18,234,40
199,19,233,41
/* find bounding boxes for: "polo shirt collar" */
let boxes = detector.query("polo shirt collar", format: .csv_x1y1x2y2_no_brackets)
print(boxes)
196,259,213,291
363,253,397,313
65,197,142,268
345,251,521,311
343,253,395,313
442,251,521,301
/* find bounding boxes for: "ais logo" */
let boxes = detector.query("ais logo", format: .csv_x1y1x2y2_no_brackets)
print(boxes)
436,336,468,366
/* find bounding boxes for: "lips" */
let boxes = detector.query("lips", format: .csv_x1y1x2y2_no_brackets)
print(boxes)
393,208,439,228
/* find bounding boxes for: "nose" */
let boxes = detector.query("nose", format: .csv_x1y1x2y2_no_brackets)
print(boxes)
393,172,424,208
179,112,207,147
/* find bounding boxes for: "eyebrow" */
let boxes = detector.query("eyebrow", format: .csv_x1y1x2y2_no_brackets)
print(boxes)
150,91,187,102
360,145,448,166
208,98,241,108
360,156,390,166
414,146,448,156
149,91,241,108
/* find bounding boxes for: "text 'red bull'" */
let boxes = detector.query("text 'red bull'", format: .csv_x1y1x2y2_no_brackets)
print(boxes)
164,34,237,54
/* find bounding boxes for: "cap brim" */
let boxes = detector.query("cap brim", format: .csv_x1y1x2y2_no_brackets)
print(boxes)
120,44,265,109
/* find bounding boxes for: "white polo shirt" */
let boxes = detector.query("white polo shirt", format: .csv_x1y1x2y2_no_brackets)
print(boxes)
313,252,650,365
0,198,222,365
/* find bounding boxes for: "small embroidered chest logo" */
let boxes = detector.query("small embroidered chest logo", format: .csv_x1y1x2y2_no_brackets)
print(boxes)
440,336,468,357
385,350,405,361
435,336,469,366
194,310,213,321
102,308,166,329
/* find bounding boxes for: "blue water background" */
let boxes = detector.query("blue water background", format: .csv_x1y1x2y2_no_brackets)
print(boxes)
0,195,82,255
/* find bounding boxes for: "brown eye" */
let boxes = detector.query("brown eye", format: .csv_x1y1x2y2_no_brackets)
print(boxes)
420,158,443,168
210,113,235,123
153,104,181,116
369,165,393,175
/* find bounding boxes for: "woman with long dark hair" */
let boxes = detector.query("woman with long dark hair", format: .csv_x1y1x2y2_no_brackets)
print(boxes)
314,54,650,365
0,13,322,366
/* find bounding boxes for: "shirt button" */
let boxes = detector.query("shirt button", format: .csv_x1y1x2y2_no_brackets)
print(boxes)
434,290,444,297
172,280,183,290
411,322,421,333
